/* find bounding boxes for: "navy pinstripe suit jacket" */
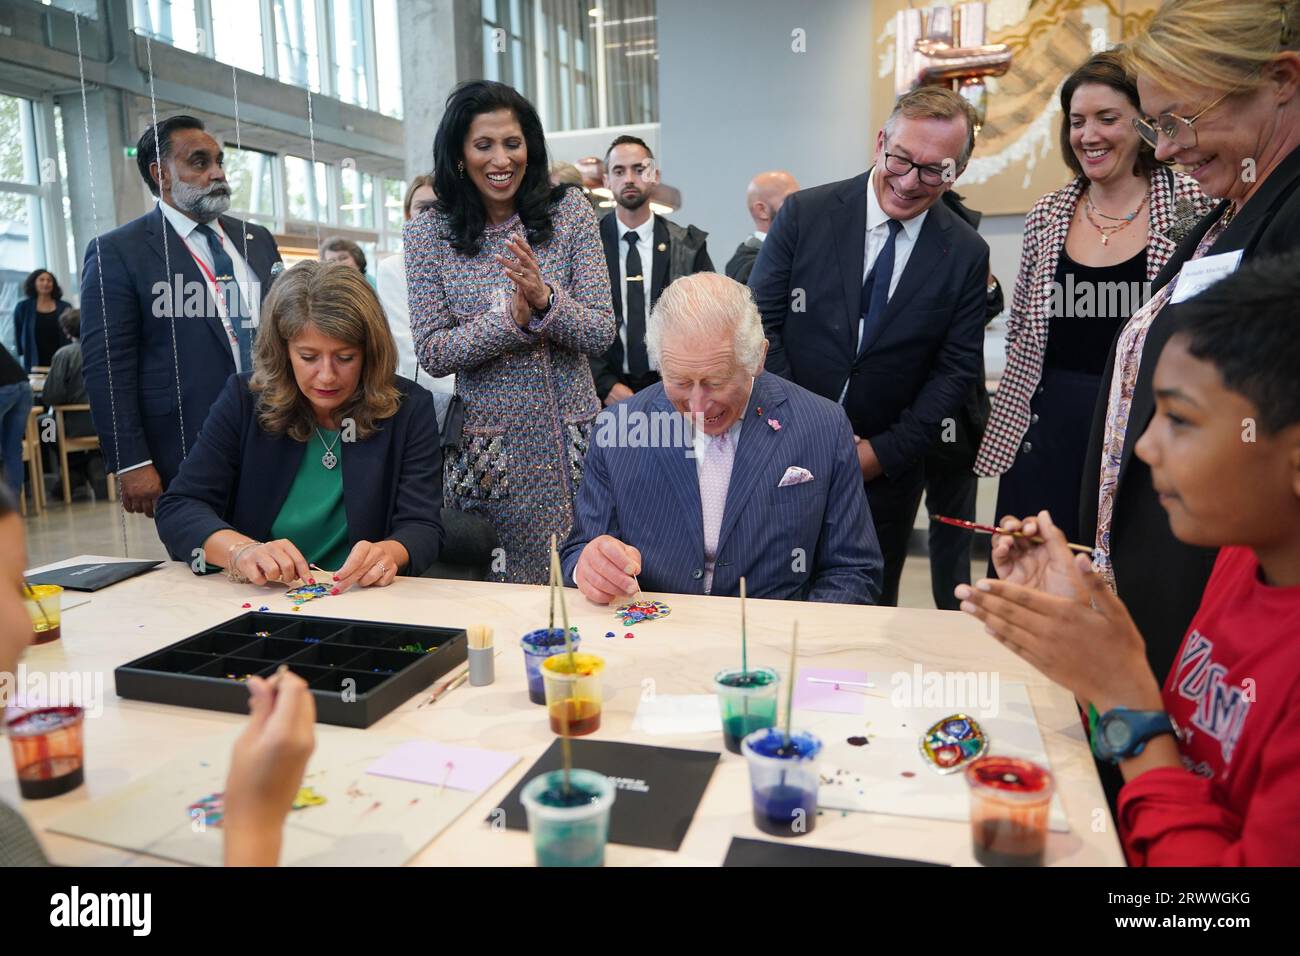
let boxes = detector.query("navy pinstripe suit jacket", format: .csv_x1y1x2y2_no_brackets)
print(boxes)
560,372,882,604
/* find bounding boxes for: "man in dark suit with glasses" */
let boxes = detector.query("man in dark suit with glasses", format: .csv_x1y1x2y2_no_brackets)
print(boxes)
749,86,990,606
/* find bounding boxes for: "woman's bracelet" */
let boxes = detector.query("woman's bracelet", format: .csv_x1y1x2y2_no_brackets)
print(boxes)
226,541,261,583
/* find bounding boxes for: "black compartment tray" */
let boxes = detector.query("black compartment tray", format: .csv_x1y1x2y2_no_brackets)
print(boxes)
115,611,466,728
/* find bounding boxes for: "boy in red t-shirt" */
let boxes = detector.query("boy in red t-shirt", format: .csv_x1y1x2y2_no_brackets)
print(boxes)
955,254,1300,865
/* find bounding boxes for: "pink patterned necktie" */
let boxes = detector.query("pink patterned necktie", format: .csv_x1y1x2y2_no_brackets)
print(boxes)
699,431,735,594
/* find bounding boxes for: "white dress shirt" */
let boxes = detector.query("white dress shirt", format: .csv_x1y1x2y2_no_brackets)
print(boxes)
119,202,259,475
836,168,930,402
573,379,753,597
690,378,751,477
615,213,655,375
691,379,752,594
158,200,259,372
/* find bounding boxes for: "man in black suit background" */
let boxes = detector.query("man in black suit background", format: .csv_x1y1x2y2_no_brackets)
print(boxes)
592,135,713,406
725,170,799,284
80,115,282,516
749,87,989,606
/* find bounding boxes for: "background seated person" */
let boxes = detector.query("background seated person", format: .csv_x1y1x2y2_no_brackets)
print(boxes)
561,273,882,605
40,308,109,500
156,261,444,591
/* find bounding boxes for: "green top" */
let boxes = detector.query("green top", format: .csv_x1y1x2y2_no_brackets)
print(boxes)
270,428,350,572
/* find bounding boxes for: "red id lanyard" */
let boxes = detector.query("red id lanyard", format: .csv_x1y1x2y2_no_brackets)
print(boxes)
183,226,239,321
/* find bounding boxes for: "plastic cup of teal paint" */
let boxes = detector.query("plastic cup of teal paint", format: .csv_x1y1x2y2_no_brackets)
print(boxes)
520,768,616,867
713,666,779,754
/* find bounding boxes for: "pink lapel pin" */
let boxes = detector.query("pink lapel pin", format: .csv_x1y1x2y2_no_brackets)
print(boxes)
767,418,782,431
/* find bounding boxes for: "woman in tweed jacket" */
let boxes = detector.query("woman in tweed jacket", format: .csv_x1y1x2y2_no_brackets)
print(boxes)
406,81,615,584
974,53,1213,550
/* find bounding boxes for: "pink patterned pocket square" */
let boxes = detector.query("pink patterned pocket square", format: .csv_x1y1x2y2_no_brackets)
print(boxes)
778,466,814,487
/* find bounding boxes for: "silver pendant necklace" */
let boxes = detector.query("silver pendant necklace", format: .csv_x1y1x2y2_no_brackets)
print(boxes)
316,427,341,470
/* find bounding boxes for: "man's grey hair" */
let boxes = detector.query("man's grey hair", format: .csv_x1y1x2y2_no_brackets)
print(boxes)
883,85,979,169
646,273,766,375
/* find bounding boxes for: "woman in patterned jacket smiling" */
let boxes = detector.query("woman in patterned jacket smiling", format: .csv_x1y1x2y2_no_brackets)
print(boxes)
406,81,615,584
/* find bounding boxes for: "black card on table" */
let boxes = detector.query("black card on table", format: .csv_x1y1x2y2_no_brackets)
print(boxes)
723,837,947,868
27,560,163,591
491,739,720,852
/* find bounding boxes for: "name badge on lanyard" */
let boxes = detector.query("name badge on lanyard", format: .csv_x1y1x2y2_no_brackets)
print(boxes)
184,237,245,324
1170,249,1243,304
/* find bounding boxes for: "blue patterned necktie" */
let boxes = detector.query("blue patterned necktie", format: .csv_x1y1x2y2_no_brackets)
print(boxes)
196,223,252,370
857,217,903,358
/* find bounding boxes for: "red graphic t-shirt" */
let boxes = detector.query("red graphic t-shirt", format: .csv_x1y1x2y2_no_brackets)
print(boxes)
1118,546,1300,865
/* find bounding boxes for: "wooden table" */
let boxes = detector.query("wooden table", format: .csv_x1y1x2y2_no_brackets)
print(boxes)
6,555,1124,866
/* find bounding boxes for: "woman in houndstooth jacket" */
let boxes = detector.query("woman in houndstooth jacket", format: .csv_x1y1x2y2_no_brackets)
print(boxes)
406,81,615,584
974,53,1214,553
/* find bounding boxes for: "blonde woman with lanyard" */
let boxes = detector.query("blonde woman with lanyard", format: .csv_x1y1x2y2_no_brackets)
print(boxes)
976,51,1214,560
997,0,1300,695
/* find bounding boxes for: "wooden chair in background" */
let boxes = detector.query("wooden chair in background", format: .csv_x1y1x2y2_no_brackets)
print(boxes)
52,404,116,504
20,405,45,516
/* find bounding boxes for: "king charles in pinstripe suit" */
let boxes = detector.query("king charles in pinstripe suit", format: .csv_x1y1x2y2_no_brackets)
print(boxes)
561,274,883,605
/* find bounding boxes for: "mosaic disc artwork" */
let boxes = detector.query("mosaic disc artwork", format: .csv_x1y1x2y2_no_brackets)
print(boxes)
286,583,331,606
187,786,327,829
188,792,225,828
919,713,988,774
614,600,670,627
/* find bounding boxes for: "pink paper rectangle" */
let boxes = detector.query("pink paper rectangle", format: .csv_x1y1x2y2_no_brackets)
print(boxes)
366,741,518,795
792,668,873,714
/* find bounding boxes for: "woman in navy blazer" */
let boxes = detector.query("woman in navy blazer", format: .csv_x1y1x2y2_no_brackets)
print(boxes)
156,261,443,590
12,269,73,372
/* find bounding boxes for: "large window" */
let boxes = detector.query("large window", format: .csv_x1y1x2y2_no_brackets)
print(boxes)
482,0,533,97
53,104,77,293
40,0,99,14
225,146,277,224
130,0,401,116
0,94,69,353
484,1,657,132
382,176,405,243
284,155,329,224
602,0,658,126
536,2,596,131
338,167,375,230
132,0,202,53
274,0,321,92
333,0,372,109
374,0,403,119
213,0,267,76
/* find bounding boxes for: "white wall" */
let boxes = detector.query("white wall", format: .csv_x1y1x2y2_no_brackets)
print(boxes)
546,123,661,169
656,0,876,265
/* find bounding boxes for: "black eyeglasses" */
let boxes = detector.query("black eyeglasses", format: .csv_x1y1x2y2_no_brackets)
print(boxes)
882,151,948,187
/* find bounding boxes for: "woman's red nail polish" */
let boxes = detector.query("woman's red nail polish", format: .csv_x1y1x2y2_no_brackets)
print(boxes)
330,587,340,595
332,574,339,581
